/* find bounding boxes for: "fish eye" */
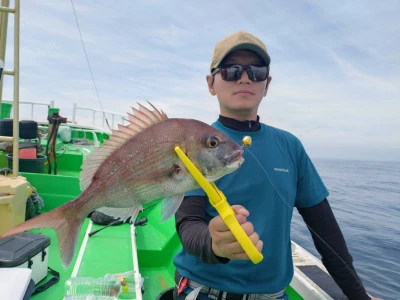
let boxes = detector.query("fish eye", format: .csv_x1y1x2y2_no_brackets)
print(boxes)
206,136,220,148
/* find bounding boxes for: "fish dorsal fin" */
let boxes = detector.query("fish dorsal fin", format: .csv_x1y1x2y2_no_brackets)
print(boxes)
79,102,168,191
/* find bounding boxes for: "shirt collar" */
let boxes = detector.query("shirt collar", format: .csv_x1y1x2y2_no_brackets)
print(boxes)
218,115,261,132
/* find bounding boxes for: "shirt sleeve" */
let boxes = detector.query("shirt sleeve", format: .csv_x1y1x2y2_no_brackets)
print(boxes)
298,199,370,300
295,140,329,208
175,195,229,264
184,187,206,197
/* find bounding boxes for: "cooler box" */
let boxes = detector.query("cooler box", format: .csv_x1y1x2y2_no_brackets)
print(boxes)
0,232,50,284
0,175,30,235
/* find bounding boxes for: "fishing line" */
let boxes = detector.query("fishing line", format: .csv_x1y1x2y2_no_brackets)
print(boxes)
69,0,111,131
244,147,364,286
244,148,293,211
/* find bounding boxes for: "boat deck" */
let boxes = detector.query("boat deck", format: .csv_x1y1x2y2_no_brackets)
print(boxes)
29,203,180,299
19,164,180,299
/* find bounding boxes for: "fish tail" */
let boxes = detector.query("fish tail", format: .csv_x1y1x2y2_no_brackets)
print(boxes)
1,200,86,268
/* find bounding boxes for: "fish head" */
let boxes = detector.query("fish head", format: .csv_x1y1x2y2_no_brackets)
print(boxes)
183,120,244,182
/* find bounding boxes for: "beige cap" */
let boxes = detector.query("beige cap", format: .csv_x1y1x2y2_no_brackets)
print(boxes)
210,31,271,72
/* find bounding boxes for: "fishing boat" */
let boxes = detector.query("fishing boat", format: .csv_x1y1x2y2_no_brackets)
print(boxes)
0,1,348,299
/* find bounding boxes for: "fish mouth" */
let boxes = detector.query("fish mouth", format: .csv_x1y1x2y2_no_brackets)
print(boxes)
224,149,244,167
204,149,244,182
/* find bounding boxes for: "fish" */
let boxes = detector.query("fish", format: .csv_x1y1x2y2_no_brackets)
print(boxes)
1,102,244,267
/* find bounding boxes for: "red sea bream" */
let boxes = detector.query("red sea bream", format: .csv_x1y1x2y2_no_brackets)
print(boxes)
2,103,244,267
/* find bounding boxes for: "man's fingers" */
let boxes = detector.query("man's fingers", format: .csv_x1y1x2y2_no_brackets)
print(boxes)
210,206,250,232
228,239,264,260
241,221,255,235
220,231,263,259
232,205,249,217
212,228,239,244
210,205,262,260
212,220,254,241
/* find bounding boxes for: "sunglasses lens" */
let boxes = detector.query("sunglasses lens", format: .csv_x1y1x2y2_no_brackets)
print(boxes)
221,65,243,81
220,65,268,82
249,66,268,81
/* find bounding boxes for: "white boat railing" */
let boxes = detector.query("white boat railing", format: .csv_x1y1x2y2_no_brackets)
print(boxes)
72,103,127,131
2,99,54,120
1,98,127,136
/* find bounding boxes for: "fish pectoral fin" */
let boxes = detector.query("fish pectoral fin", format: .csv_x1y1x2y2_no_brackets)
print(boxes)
161,194,184,222
96,206,142,223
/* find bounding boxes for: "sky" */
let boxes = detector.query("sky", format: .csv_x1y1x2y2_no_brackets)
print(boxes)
1,0,399,161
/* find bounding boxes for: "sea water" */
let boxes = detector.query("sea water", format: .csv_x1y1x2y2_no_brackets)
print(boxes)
291,158,400,299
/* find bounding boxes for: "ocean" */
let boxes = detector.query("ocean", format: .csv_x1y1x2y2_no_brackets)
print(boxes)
290,158,400,300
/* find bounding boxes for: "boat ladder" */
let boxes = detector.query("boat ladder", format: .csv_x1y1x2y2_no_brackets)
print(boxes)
0,0,21,177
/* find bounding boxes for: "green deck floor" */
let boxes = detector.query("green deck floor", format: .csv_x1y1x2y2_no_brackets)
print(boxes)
30,216,179,299
21,170,179,299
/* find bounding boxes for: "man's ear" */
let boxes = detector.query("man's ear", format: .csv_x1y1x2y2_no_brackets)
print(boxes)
266,76,272,88
264,76,272,97
206,75,216,95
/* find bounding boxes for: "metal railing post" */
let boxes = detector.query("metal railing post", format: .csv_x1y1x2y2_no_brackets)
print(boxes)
0,0,20,176
11,0,20,176
72,102,77,124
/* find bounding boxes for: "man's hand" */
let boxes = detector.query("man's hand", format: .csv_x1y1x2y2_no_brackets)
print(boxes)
209,205,263,260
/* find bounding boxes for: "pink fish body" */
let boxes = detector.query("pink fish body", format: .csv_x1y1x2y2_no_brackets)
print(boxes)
2,103,243,267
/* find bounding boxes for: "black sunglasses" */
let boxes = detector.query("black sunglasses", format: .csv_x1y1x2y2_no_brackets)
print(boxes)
211,64,269,82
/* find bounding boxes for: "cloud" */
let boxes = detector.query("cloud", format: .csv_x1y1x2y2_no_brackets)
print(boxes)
1,0,399,161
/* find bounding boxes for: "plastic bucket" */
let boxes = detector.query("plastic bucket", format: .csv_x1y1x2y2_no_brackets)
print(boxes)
1,103,12,119
6,154,46,173
48,107,59,116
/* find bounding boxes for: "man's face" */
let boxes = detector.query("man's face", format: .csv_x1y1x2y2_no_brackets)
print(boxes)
207,50,271,120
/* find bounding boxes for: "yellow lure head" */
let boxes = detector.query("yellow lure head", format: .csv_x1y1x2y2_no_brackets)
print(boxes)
242,136,252,147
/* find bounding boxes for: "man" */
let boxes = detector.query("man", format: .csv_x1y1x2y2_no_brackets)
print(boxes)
173,31,379,299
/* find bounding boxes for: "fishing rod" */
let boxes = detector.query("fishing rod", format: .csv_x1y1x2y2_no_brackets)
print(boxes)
88,198,163,237
88,217,147,237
